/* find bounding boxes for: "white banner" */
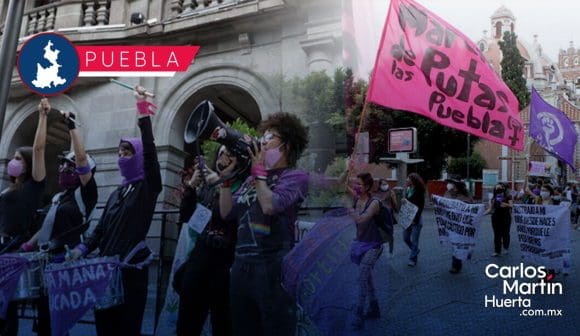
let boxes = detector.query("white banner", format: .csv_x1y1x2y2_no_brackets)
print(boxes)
432,196,485,261
513,204,571,270
155,225,198,336
398,200,418,229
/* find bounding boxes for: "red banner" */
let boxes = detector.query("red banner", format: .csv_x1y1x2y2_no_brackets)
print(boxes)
76,46,199,76
367,0,524,150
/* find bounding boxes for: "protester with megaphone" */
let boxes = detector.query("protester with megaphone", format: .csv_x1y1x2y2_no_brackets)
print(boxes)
176,145,247,336
218,112,309,336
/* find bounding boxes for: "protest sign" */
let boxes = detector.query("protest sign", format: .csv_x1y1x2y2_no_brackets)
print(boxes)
367,0,524,150
155,225,198,336
187,203,212,234
432,196,484,260
0,255,29,318
398,200,418,229
44,257,119,336
513,204,571,270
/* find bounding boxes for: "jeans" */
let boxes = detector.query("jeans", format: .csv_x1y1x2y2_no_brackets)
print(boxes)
95,267,148,336
403,218,422,261
492,215,511,254
177,245,233,336
230,259,296,336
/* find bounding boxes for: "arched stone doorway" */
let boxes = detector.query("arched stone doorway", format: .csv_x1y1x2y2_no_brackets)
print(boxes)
179,84,262,159
1,101,71,205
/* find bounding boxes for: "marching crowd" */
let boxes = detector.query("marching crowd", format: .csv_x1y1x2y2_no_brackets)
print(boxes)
0,92,576,336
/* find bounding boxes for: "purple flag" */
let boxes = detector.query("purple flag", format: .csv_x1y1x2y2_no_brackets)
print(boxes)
283,209,366,335
530,87,578,171
0,255,29,318
44,258,119,336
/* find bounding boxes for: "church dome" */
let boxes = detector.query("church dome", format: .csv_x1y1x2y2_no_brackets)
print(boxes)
491,6,515,20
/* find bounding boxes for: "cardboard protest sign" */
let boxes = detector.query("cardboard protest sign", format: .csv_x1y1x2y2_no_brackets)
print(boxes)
398,200,418,229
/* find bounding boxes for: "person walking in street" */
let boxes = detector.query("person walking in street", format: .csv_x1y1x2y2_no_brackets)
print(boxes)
403,173,425,266
377,178,396,258
484,183,513,257
349,172,384,330
443,174,473,274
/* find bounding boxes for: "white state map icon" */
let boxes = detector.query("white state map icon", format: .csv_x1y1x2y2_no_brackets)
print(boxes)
31,40,67,89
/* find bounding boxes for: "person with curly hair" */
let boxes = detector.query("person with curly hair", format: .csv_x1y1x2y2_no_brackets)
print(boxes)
219,112,309,336
403,173,425,267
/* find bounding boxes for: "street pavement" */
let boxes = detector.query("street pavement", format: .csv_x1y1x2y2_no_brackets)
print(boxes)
365,207,579,336
18,207,579,335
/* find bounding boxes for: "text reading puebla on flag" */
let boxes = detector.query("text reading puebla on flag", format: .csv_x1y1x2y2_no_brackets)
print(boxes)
367,0,524,150
77,46,200,77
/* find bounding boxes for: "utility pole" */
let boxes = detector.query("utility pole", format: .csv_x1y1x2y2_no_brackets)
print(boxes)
0,0,26,140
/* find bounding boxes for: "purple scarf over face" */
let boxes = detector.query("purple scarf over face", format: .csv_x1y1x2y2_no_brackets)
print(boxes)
119,137,144,186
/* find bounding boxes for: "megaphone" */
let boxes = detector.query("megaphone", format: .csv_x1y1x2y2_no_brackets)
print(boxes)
184,100,255,164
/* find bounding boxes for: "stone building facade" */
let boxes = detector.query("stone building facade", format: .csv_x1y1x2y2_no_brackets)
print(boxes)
0,0,343,207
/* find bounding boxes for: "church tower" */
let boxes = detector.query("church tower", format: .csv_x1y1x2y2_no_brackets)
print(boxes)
491,5,515,40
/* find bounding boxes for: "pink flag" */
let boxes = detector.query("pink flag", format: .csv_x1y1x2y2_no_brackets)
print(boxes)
367,0,524,150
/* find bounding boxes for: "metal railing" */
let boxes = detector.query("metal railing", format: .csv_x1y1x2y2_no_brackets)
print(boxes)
16,204,337,333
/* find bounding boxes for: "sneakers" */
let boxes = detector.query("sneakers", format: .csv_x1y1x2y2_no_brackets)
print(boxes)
365,300,381,319
491,252,500,257
502,249,509,256
407,259,417,266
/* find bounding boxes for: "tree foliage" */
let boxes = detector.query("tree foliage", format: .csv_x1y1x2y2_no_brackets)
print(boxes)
446,152,488,179
498,31,530,109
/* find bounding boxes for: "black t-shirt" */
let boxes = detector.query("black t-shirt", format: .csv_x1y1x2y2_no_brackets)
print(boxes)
0,179,45,237
51,176,98,249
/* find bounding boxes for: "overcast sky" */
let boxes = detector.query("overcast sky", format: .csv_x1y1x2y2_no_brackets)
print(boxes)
358,0,579,73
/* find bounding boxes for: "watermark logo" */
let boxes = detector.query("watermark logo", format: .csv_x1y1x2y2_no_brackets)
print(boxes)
17,32,200,95
484,263,564,317
17,32,79,96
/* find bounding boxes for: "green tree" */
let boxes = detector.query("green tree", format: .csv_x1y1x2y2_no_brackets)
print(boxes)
498,31,530,109
446,152,488,179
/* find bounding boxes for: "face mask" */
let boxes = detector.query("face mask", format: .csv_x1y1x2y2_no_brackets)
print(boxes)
540,191,550,199
264,145,283,170
58,170,80,190
7,159,24,177
118,156,144,186
353,185,362,196
552,195,561,201
495,194,504,203
380,185,389,192
532,188,541,196
446,183,454,191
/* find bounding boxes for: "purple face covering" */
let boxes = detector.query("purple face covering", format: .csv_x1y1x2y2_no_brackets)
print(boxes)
7,159,23,177
264,146,283,170
58,170,80,190
118,138,144,186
